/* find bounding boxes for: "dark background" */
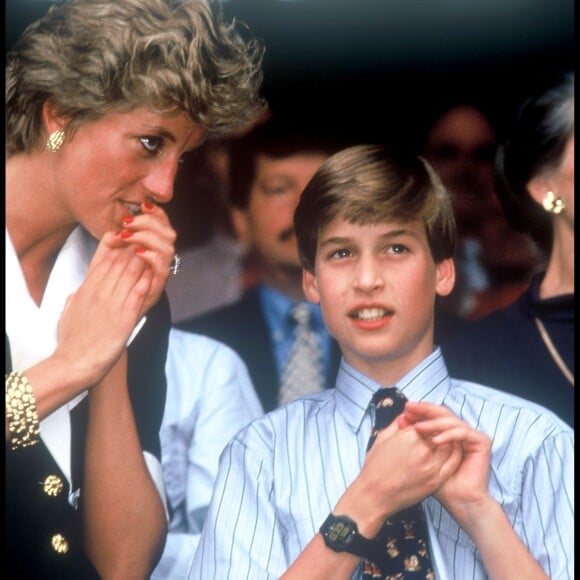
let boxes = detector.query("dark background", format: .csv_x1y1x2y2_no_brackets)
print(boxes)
219,0,574,147
6,0,574,146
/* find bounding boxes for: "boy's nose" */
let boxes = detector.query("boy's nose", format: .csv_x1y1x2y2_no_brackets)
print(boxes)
353,257,385,292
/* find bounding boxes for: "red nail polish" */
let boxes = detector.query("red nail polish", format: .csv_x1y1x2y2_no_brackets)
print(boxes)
121,216,134,226
135,246,146,254
143,201,154,211
120,230,134,239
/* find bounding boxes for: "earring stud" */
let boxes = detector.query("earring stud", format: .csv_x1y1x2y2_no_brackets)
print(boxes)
542,191,565,214
46,130,65,152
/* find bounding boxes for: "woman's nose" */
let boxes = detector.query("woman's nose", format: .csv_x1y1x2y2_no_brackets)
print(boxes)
143,159,179,204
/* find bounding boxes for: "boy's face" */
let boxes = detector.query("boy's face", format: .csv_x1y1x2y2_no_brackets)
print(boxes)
232,152,329,271
303,216,455,382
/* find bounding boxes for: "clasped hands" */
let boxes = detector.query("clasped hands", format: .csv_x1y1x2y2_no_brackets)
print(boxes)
55,202,176,387
343,402,492,539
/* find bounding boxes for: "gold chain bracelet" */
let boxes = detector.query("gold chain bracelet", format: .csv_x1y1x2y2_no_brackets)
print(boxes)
5,371,40,450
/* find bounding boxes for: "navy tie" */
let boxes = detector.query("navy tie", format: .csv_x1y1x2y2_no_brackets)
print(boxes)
362,387,435,579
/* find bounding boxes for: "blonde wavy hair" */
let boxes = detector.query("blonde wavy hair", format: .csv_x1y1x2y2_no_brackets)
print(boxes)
6,0,266,155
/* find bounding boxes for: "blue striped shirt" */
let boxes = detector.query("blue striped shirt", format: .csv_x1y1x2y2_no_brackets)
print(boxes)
190,348,574,579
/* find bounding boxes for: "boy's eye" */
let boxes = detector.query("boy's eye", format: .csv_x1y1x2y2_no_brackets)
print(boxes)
387,244,408,255
331,248,352,259
139,136,163,154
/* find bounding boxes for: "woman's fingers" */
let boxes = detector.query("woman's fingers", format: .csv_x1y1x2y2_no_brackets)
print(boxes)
56,244,153,383
115,202,176,312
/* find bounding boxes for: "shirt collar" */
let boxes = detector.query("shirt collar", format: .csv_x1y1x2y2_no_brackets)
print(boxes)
335,347,451,432
6,225,97,371
6,225,97,495
5,225,147,498
522,273,574,321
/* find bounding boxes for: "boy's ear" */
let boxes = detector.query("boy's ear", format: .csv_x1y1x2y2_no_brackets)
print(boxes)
435,257,455,297
302,268,320,304
231,207,251,246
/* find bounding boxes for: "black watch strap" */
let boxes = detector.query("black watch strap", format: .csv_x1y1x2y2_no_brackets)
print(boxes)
319,513,377,558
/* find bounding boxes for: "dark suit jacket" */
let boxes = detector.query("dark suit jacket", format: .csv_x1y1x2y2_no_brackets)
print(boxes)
5,294,170,578
178,288,342,412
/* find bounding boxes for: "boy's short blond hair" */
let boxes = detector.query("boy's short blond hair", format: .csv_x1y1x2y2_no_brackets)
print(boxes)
294,144,456,272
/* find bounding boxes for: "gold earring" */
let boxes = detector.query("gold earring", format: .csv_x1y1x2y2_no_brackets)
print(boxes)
542,191,565,214
46,130,65,152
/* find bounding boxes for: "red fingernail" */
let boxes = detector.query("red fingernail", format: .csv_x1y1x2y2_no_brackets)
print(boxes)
143,201,154,211
135,246,146,254
121,216,134,226
120,230,134,239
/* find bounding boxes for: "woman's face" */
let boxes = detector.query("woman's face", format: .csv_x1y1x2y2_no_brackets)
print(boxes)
51,107,207,239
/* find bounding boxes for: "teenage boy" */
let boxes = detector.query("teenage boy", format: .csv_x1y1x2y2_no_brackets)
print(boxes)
190,145,573,579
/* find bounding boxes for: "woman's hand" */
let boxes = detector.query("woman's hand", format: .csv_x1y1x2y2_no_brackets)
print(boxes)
110,200,177,318
55,236,153,386
53,200,175,395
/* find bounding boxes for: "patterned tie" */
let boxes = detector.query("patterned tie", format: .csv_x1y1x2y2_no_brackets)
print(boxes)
278,302,325,405
362,387,436,579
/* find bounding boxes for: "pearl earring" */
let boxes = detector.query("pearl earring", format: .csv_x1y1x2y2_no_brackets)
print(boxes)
542,191,565,214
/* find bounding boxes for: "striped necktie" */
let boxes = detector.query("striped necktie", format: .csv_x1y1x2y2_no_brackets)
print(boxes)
362,387,436,579
278,302,325,405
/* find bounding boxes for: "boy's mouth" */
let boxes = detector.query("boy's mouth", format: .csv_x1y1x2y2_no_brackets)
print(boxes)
349,307,393,321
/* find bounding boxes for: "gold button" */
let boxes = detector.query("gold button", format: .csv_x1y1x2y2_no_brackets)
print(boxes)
51,533,69,554
43,475,64,496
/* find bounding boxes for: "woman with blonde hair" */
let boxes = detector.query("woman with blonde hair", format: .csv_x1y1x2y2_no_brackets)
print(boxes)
5,0,265,576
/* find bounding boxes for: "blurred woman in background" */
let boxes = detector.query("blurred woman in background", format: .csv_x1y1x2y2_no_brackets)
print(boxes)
442,72,574,426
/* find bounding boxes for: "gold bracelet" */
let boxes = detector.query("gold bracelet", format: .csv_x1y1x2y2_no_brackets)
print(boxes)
5,371,40,451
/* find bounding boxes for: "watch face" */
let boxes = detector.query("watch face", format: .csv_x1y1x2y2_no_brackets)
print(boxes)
327,520,355,546
321,515,358,551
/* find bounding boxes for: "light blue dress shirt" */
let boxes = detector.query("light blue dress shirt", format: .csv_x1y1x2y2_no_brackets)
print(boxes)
151,329,264,579
190,348,574,579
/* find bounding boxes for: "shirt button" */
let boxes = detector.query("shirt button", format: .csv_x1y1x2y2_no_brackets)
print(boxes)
51,533,69,554
43,475,64,497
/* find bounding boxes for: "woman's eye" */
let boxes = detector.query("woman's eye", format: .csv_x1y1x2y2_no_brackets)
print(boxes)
139,136,163,154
